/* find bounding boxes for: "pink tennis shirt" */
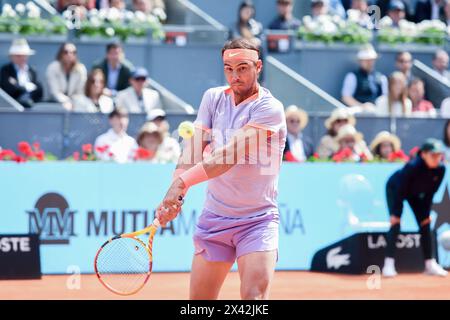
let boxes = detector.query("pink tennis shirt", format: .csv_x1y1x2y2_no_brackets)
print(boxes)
194,85,287,218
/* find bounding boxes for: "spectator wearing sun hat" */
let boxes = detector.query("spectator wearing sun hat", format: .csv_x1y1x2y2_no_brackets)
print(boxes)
333,123,373,161
0,38,43,108
283,105,314,162
136,121,180,163
115,67,162,116
370,131,402,161
317,108,356,158
341,44,388,112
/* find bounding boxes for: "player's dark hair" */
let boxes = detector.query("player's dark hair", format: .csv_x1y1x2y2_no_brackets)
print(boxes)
443,120,450,147
221,39,260,59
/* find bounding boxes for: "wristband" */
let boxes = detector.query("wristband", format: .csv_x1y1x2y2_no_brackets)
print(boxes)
179,163,209,189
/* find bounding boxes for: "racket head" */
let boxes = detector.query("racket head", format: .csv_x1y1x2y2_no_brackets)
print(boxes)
94,235,153,296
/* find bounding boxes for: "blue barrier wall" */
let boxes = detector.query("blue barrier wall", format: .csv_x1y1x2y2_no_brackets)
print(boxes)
1,162,449,274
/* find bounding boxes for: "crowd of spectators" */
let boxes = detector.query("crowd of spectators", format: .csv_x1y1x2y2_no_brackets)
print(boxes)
1,0,450,165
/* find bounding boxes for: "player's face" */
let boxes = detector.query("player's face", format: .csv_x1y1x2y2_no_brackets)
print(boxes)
422,151,443,169
224,60,262,95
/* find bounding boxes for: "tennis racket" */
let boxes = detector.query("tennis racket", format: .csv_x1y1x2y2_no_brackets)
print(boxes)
94,197,183,295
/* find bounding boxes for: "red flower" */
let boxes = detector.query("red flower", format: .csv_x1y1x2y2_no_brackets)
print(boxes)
135,147,154,160
359,153,369,162
95,145,109,154
14,155,26,163
0,149,16,160
108,152,114,158
73,152,80,161
33,142,40,151
18,141,34,157
332,147,354,162
35,150,45,161
312,153,320,159
82,144,93,154
388,150,409,162
82,154,88,161
283,150,299,162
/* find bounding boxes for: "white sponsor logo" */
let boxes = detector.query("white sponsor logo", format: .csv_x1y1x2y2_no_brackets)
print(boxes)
368,234,421,249
326,246,351,270
0,237,31,252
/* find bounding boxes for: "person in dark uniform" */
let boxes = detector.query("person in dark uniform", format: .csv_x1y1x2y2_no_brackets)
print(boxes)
382,138,448,277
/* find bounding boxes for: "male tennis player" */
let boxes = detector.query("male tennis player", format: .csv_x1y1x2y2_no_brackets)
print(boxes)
156,39,286,300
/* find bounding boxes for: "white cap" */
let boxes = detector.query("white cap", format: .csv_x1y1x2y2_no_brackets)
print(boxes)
147,108,166,121
9,39,35,56
357,44,378,60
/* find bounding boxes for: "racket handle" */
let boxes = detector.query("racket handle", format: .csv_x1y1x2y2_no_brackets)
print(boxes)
152,218,161,228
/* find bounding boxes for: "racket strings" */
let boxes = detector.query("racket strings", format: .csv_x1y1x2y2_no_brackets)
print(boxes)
96,237,151,294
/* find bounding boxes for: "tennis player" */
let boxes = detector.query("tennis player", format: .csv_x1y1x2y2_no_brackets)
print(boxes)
382,138,448,277
156,39,286,300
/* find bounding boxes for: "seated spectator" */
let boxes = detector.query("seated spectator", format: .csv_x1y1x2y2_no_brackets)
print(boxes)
46,42,87,111
440,97,450,117
376,0,413,20
132,0,167,22
341,44,388,111
283,105,314,162
311,0,329,20
395,51,414,84
414,0,446,23
375,71,412,117
92,42,134,96
73,69,114,113
432,49,450,83
443,0,450,25
94,107,137,163
409,78,436,117
317,108,356,158
442,119,450,161
136,122,180,163
332,124,373,161
108,0,125,10
370,131,402,161
328,0,347,18
387,1,407,27
268,0,301,30
0,39,43,109
115,67,161,115
147,108,169,132
58,0,94,13
231,1,263,47
347,0,375,29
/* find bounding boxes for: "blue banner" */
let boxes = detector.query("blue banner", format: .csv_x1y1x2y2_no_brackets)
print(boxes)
1,162,449,274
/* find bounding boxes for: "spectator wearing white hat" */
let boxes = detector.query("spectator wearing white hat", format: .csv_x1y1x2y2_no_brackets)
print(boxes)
146,108,181,162
136,121,180,163
341,44,388,112
283,105,314,162
333,124,373,161
115,67,162,116
370,131,402,161
0,39,43,108
317,108,357,158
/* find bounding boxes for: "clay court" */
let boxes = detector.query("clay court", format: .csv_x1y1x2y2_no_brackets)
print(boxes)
1,271,449,300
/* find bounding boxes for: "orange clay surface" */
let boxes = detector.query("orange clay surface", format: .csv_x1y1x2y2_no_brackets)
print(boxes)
1,271,449,300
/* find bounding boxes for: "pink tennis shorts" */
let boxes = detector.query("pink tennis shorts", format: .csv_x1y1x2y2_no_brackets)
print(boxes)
193,209,279,262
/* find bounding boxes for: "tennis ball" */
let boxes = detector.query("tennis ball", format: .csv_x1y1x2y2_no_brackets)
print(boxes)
178,121,195,139
439,230,450,251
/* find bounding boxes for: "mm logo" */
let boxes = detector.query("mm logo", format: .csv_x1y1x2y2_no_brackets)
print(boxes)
27,193,77,245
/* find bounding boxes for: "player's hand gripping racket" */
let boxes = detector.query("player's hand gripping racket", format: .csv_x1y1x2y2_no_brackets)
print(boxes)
94,196,183,295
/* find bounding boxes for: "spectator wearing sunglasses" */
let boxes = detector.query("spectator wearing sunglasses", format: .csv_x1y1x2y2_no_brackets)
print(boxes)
115,67,162,116
46,42,87,111
283,105,314,162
